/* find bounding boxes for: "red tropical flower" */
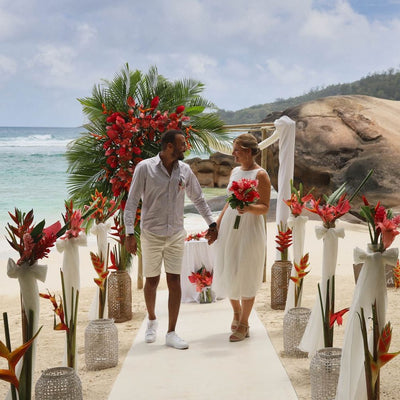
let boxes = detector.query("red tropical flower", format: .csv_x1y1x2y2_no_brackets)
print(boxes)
329,307,349,328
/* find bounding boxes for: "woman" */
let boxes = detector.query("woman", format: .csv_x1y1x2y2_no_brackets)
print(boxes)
213,133,271,342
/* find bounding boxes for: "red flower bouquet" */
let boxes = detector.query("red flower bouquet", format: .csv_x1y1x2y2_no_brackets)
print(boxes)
6,208,61,266
188,265,214,303
360,196,400,252
227,178,260,229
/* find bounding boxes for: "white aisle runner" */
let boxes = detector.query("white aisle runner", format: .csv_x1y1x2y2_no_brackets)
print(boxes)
108,291,298,400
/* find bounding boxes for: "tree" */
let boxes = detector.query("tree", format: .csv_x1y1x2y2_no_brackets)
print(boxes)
66,63,230,207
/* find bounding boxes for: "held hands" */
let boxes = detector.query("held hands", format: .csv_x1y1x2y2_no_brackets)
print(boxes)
205,226,218,245
125,235,137,255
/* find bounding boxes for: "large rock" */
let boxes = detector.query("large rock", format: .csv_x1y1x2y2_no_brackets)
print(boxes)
186,152,237,188
262,95,400,209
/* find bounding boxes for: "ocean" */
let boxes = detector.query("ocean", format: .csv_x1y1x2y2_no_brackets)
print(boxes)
0,126,225,235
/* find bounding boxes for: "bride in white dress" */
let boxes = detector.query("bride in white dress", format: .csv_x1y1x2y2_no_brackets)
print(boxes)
213,133,271,342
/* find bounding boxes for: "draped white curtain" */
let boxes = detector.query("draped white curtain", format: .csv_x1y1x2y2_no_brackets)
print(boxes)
335,246,398,399
299,224,345,355
258,115,296,261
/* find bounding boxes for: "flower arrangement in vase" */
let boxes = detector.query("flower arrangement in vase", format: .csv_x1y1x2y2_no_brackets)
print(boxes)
6,208,61,399
188,265,214,303
90,249,110,319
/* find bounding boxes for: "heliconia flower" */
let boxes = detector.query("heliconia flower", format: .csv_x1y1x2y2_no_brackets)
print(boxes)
290,253,310,286
370,322,400,388
90,251,109,288
0,328,41,390
275,227,293,254
329,307,349,328
40,291,68,331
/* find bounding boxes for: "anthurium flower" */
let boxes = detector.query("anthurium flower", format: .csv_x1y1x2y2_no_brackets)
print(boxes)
329,307,349,328
0,327,41,390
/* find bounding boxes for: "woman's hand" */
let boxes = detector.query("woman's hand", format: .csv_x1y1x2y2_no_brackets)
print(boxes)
236,205,250,215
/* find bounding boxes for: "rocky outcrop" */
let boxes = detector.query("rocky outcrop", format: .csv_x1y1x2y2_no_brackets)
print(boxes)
185,152,237,188
262,95,400,208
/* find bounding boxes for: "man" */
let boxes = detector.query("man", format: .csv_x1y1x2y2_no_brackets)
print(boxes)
124,129,218,349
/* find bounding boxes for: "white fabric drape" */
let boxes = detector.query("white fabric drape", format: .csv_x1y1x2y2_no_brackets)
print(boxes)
88,222,111,320
259,116,296,260
6,259,47,400
56,233,87,369
299,225,345,355
284,215,309,313
335,246,398,400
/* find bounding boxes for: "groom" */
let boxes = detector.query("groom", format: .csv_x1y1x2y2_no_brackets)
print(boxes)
124,129,218,349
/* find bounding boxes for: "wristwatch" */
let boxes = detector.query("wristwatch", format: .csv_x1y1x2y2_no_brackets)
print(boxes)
209,222,217,229
128,233,135,237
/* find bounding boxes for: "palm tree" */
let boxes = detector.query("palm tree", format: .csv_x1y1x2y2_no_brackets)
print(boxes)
66,63,230,207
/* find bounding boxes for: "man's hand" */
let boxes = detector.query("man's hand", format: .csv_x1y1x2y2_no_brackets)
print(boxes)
205,226,218,245
125,235,137,255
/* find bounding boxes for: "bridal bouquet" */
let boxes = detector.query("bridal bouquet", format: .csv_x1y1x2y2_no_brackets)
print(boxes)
227,178,260,229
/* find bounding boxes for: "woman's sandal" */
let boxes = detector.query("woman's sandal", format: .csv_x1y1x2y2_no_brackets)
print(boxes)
229,323,250,342
231,311,241,332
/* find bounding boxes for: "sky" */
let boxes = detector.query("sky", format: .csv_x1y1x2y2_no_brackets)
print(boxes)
1,0,400,127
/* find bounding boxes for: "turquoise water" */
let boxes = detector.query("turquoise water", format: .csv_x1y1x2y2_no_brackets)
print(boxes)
0,127,224,235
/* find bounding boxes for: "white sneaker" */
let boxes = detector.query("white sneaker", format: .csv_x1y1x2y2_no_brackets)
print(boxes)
145,319,158,343
165,331,189,350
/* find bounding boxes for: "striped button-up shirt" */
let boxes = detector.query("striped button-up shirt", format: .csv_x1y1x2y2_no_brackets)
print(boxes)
124,154,214,236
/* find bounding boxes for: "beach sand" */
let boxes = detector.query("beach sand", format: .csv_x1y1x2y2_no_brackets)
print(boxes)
1,216,400,399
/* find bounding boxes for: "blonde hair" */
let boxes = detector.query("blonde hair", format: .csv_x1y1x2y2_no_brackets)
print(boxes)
233,133,260,156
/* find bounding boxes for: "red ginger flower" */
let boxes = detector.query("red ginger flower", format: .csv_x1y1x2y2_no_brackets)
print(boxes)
307,193,350,228
275,223,292,261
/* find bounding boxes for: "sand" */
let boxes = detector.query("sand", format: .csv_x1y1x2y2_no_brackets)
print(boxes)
1,217,400,399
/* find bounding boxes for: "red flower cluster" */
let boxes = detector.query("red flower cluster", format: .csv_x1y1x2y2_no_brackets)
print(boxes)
306,194,351,228
95,96,190,197
275,224,293,261
188,265,213,292
6,209,61,266
185,230,207,241
59,201,85,240
360,196,400,251
88,189,118,224
227,178,260,229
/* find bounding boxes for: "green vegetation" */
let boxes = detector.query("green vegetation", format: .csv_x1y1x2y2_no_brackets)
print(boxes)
218,68,400,124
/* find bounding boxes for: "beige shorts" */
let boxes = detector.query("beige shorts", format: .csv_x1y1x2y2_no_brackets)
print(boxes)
140,229,186,277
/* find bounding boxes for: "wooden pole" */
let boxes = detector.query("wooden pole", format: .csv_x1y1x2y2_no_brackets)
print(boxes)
137,253,143,289
261,127,268,283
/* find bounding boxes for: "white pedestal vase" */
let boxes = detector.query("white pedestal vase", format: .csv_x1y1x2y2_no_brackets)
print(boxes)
56,233,87,369
335,246,398,400
6,259,47,400
299,225,345,356
285,215,308,313
88,222,111,320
